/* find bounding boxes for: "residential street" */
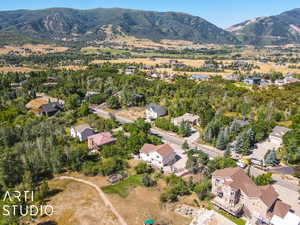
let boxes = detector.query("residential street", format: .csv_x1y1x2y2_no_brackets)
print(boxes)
91,106,299,194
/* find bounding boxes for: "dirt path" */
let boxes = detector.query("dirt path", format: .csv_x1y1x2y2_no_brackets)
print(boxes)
55,176,128,225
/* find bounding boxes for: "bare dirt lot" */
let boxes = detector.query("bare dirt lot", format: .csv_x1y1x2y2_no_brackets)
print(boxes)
115,107,146,120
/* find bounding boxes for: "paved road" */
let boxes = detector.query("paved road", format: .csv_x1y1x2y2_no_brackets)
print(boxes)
91,106,298,192
56,176,128,225
250,166,299,192
91,106,223,158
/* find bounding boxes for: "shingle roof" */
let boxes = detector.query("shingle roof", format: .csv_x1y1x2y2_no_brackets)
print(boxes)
41,102,63,113
140,143,175,159
271,200,291,218
73,124,92,133
213,167,278,208
270,126,291,139
88,132,116,148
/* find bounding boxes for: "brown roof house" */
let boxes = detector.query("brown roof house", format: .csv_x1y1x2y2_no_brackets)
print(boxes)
211,167,296,225
139,144,176,168
88,132,116,150
70,124,94,142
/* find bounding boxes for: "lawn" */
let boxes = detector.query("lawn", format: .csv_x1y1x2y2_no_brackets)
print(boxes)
102,174,143,197
215,209,246,225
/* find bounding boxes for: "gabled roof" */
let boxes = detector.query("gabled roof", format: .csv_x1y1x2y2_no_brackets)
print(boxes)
88,132,116,147
146,103,166,116
213,167,278,208
271,200,291,219
72,124,92,133
140,143,175,159
40,102,63,113
270,126,291,139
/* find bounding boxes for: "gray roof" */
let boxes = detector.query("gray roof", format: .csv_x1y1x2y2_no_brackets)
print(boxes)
147,103,167,116
41,102,63,113
270,126,291,139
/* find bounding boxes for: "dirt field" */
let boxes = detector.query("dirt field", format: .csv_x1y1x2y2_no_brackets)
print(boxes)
36,179,118,225
115,107,146,120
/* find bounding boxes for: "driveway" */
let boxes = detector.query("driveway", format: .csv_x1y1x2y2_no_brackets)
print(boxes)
249,140,280,161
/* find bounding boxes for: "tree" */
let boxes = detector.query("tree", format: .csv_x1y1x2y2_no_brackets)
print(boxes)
264,149,278,167
134,162,153,174
178,121,192,137
142,174,156,187
106,96,120,109
194,178,211,200
65,94,81,110
182,140,189,150
253,172,273,186
216,130,226,150
78,103,89,117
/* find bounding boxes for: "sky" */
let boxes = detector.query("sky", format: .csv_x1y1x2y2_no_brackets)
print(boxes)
1,0,300,28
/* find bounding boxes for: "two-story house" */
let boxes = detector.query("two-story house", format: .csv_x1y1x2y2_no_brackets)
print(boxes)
70,124,94,142
139,143,176,168
145,103,167,121
212,167,298,225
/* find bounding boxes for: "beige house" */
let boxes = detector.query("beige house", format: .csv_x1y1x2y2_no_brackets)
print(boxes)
172,113,199,126
212,167,295,225
269,126,291,145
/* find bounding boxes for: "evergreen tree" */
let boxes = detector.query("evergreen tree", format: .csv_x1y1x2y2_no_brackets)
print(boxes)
216,130,226,150
265,149,278,166
182,140,189,150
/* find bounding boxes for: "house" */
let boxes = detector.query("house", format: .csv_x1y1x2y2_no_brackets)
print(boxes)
87,132,116,150
146,103,167,120
139,144,176,168
172,113,199,126
269,126,291,145
284,77,300,84
38,102,63,116
274,79,285,86
190,74,210,81
70,124,94,142
225,74,239,81
270,202,300,225
124,66,137,75
212,167,296,225
243,77,261,85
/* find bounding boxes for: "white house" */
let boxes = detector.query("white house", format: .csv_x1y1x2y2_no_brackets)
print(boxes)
70,124,94,142
270,202,300,225
139,144,176,168
145,103,167,121
269,126,291,145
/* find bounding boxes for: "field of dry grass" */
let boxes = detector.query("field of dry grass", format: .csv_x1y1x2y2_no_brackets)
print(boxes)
0,44,68,56
35,172,192,225
0,66,34,73
36,179,118,225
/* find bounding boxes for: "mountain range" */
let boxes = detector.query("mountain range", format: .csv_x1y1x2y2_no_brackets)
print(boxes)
227,8,300,45
0,7,300,46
